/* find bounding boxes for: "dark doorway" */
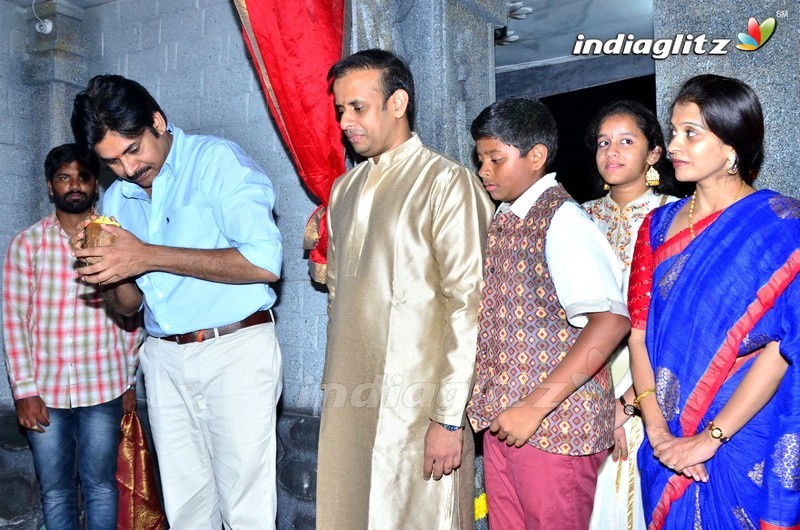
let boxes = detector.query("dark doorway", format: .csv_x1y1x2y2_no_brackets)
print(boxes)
541,74,657,204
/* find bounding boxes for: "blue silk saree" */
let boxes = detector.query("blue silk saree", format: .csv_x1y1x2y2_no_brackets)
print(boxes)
637,190,800,529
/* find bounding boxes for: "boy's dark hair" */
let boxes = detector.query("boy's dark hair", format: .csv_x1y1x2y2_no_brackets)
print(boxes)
671,74,763,184
584,100,684,197
328,48,416,130
471,97,558,169
71,75,167,159
44,143,99,181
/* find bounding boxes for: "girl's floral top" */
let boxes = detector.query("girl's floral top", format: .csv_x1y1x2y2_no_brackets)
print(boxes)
583,188,677,293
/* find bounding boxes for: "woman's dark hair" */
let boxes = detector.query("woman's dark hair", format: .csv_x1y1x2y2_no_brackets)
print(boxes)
44,143,99,181
328,49,416,130
71,75,167,159
471,97,559,170
671,74,764,184
585,100,686,197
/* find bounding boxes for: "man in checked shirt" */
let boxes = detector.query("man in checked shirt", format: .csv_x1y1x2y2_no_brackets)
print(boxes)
2,143,140,530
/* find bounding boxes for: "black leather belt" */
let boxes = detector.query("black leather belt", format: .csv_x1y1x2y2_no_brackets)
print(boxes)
159,310,273,345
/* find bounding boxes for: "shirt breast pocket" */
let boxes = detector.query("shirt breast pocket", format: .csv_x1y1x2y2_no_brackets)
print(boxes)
162,203,219,249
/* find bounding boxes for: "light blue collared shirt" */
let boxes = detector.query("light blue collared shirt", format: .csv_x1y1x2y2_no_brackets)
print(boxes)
102,125,282,336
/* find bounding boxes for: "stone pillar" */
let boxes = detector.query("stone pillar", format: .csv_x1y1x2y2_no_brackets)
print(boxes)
22,0,88,213
0,0,40,268
347,0,506,164
653,2,799,197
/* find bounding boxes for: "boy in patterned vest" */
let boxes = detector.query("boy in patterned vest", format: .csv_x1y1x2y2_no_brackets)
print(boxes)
466,97,631,529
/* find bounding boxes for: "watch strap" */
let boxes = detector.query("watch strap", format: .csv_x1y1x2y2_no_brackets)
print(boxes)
620,395,639,417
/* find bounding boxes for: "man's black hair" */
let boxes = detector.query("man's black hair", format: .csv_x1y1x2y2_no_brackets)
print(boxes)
71,75,167,159
471,97,558,170
328,48,416,130
44,143,99,181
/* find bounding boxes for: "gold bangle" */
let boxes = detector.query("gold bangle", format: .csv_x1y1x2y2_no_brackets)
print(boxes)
633,388,656,409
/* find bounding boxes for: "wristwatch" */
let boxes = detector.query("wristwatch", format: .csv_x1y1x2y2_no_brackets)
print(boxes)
707,421,730,444
620,395,638,417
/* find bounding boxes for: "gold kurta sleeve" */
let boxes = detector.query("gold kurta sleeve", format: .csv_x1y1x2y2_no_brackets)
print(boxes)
318,134,493,530
428,164,494,425
324,204,336,310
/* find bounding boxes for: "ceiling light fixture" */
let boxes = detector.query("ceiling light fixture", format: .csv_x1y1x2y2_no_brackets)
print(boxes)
494,2,532,46
32,0,53,34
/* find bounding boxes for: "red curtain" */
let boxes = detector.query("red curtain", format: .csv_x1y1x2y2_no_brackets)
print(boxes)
234,1,345,283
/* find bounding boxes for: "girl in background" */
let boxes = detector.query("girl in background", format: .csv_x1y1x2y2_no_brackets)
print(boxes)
584,100,686,530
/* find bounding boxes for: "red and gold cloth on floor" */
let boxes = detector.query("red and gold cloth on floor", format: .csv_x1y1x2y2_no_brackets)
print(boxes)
116,411,165,530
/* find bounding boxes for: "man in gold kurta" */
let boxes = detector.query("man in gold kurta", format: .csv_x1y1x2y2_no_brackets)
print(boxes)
317,49,493,529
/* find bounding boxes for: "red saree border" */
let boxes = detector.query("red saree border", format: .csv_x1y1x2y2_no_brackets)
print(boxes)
681,249,800,434
652,211,722,267
648,249,800,529
649,473,691,529
648,348,760,530
761,521,800,530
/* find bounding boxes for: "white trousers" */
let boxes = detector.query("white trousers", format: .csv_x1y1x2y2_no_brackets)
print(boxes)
140,323,283,530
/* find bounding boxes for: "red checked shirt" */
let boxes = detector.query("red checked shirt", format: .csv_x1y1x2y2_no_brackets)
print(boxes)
3,213,141,408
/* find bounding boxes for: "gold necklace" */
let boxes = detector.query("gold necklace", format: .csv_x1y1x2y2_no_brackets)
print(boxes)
688,179,746,240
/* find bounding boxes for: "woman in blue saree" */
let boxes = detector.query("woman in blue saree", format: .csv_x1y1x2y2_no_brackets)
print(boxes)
628,74,800,529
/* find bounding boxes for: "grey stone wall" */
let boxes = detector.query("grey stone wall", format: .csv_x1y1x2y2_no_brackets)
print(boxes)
0,4,48,525
653,1,799,197
0,2,45,367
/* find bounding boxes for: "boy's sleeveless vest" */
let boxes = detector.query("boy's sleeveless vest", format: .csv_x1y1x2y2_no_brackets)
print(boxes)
468,184,614,455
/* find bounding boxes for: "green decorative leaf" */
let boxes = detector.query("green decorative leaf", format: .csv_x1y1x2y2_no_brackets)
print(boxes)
759,18,776,46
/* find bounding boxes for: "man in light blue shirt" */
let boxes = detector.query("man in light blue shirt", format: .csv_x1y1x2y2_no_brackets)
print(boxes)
71,74,283,530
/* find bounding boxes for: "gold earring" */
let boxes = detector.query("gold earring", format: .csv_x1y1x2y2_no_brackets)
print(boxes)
645,166,660,187
602,183,611,191
727,156,739,175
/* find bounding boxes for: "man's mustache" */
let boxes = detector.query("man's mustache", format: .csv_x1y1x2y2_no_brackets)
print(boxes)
128,166,151,181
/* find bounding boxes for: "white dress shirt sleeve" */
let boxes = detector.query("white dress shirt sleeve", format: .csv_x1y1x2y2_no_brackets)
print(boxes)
545,201,629,328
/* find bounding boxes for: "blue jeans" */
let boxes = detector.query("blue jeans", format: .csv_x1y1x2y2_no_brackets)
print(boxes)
27,395,123,530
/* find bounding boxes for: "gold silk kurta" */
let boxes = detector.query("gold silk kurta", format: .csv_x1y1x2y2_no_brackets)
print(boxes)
317,134,493,530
